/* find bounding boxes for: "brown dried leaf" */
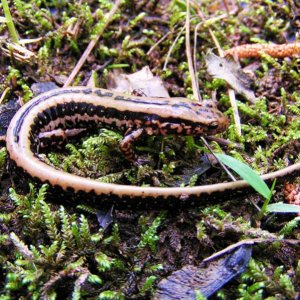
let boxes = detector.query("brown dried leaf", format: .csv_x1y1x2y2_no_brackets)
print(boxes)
107,66,170,97
205,53,257,103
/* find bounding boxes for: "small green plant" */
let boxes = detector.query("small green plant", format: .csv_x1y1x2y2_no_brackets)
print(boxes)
214,154,300,219
5,67,33,101
98,290,125,300
215,154,272,199
138,214,164,252
238,259,296,300
195,290,207,300
140,275,157,296
47,128,124,180
279,216,300,237
0,147,7,172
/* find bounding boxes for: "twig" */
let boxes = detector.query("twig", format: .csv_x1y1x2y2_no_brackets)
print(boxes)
0,87,10,104
195,5,241,136
147,31,172,55
221,0,230,16
193,22,203,94
163,26,185,71
64,0,122,87
185,0,201,101
194,5,238,181
228,89,241,136
224,42,300,59
193,14,228,102
201,137,237,182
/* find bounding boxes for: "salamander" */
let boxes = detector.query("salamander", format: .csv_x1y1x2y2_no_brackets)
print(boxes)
5,86,300,205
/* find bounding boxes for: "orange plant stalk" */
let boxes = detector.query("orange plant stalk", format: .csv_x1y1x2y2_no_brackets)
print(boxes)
224,42,300,59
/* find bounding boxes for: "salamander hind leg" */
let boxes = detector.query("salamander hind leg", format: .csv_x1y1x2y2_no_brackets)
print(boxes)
119,128,144,162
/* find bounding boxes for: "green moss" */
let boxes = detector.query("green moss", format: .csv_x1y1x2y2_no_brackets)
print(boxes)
238,259,297,300
138,214,164,253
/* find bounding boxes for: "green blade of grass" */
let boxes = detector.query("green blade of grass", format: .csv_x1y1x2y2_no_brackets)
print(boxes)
215,153,271,199
267,203,300,213
1,0,19,43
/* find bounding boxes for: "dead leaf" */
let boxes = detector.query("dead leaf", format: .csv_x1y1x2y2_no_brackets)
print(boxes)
107,66,170,98
205,53,257,103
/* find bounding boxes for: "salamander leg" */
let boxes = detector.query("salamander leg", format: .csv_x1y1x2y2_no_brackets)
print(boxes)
120,128,144,161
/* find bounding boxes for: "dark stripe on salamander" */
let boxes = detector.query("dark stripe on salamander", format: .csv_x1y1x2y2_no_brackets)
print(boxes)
13,88,126,141
114,95,170,105
14,89,173,141
28,102,202,138
13,89,88,142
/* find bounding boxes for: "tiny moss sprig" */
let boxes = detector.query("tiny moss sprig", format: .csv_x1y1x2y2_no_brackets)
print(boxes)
5,67,33,102
238,259,296,299
138,214,164,252
0,147,7,173
279,216,300,238
140,275,157,296
98,290,125,300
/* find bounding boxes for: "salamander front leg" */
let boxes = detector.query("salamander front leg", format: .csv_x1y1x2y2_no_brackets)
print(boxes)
119,128,144,162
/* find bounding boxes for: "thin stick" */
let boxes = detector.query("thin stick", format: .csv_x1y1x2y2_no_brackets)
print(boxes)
185,0,201,101
228,88,241,136
0,87,10,104
64,0,122,87
147,31,172,55
195,5,241,136
224,42,300,59
201,137,237,181
194,5,238,181
193,22,202,99
221,0,230,15
163,26,185,71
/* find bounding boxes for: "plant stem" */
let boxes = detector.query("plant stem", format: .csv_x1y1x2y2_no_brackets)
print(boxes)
2,0,19,43
257,179,277,220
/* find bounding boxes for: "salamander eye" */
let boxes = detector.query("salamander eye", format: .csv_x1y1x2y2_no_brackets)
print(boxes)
209,121,219,129
203,100,217,109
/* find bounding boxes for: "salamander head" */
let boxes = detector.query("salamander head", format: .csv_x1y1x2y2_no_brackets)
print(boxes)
169,100,229,136
193,100,229,135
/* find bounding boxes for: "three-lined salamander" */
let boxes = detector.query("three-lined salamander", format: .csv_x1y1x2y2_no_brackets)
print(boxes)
7,86,299,205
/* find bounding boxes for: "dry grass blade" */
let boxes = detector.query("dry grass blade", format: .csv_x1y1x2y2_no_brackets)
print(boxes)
185,0,201,101
1,42,36,62
163,26,185,71
64,0,123,87
195,4,242,137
